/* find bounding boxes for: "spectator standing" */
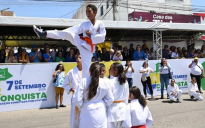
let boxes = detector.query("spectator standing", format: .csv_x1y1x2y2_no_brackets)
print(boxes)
129,43,135,59
178,53,185,59
66,48,76,62
55,51,65,62
140,61,154,99
62,46,68,58
40,43,49,62
162,45,170,59
101,48,107,61
171,48,179,59
189,57,204,93
113,51,123,61
52,44,57,62
19,49,30,63
29,45,42,63
93,46,100,61
159,58,171,99
5,50,18,63
133,45,147,60
144,48,150,60
142,40,149,51
182,47,186,53
188,77,203,101
149,47,156,60
14,47,22,61
167,79,182,103
201,45,205,54
122,46,129,61
177,47,182,55
124,60,134,88
196,49,204,58
0,49,6,63
43,47,53,62
183,50,189,58
104,49,114,61
52,64,66,109
189,48,197,58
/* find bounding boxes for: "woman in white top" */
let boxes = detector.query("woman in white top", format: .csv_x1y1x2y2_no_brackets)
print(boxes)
139,62,154,99
124,60,135,88
188,77,203,101
107,63,129,128
123,86,153,128
113,51,123,61
159,58,171,99
73,62,114,128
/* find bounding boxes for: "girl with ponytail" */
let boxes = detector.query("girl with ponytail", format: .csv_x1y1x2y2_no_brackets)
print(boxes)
107,63,129,128
125,86,153,128
73,62,114,128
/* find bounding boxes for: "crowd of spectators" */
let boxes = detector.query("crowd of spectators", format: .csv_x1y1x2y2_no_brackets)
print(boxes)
0,41,204,63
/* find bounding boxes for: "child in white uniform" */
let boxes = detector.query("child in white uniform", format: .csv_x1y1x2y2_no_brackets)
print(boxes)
73,62,114,128
63,54,82,128
33,4,106,78
123,86,153,128
107,63,129,128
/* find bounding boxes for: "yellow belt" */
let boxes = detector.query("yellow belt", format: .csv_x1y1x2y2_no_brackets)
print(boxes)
113,100,124,103
75,106,79,120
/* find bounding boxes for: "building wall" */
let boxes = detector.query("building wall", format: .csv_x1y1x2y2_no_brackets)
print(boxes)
72,0,192,21
127,0,192,15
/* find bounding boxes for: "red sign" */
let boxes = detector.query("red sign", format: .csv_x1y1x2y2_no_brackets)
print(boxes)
128,11,201,23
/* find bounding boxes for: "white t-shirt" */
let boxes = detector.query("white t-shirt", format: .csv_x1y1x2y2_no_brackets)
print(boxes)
171,52,179,58
191,63,203,75
140,67,153,76
124,66,133,78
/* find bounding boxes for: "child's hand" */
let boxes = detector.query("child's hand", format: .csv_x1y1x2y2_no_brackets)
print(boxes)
86,31,91,38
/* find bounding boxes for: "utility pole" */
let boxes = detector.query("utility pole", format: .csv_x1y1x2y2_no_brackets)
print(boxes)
113,0,117,21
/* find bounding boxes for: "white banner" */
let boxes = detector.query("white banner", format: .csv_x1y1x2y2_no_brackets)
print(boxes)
0,59,205,112
0,63,72,112
122,59,205,96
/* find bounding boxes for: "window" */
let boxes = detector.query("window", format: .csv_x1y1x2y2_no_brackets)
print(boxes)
106,1,109,9
101,6,103,16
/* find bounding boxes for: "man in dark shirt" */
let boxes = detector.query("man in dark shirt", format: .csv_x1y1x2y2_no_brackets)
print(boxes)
129,43,135,60
162,45,170,59
122,46,129,61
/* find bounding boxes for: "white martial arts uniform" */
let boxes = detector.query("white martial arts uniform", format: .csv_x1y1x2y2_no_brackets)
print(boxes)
63,67,82,128
167,84,182,101
73,77,114,128
46,20,106,78
122,99,153,128
107,77,129,128
188,82,203,101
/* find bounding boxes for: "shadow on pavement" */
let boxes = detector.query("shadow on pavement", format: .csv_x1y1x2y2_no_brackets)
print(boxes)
39,106,56,110
161,100,175,104
183,99,197,102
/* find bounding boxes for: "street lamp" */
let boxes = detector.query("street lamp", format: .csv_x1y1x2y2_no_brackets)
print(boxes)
0,8,10,12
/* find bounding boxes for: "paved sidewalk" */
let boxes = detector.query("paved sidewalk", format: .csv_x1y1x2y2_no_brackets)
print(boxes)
0,93,204,128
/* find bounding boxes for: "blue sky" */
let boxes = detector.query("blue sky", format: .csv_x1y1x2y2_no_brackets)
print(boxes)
0,0,205,18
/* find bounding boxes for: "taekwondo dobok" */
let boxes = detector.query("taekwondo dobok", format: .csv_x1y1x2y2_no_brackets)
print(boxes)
63,66,82,128
34,20,106,78
167,83,182,102
188,82,203,101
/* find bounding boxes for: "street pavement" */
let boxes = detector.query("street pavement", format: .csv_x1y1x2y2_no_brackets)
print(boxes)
0,93,205,128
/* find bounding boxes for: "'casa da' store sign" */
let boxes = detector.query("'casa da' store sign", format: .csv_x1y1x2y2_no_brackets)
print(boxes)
128,11,201,23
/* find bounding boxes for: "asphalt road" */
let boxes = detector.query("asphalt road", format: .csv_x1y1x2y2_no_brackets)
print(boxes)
0,93,205,128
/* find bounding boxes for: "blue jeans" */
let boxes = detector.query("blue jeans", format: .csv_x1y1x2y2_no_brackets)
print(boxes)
127,78,133,88
160,74,170,96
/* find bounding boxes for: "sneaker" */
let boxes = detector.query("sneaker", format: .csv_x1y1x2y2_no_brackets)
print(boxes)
145,96,149,100
161,96,164,99
176,99,181,103
167,95,170,99
56,105,59,109
33,25,46,37
60,104,66,107
200,91,203,94
151,95,155,100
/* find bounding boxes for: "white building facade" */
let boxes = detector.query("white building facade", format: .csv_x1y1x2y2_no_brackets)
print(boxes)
72,0,192,21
